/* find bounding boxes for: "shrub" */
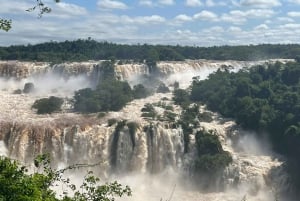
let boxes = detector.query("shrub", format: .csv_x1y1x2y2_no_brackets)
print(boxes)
107,118,118,126
156,83,170,93
32,96,63,114
195,129,232,173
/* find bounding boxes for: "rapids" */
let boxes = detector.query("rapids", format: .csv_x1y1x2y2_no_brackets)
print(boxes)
0,59,292,201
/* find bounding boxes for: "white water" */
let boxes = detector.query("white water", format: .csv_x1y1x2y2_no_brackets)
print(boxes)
0,59,292,201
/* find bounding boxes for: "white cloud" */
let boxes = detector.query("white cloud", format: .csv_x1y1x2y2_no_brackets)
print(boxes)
228,26,242,32
206,0,215,6
203,26,224,33
288,0,300,4
0,1,32,14
288,11,300,17
193,10,218,21
277,17,294,22
221,13,246,24
240,0,281,8
97,0,128,10
279,23,300,29
123,15,166,24
244,9,275,18
174,14,193,22
48,2,87,18
221,9,275,25
185,0,202,7
158,0,175,5
139,0,153,6
254,24,269,30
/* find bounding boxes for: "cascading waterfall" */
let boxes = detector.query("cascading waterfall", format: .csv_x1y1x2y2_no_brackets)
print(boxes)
0,59,293,200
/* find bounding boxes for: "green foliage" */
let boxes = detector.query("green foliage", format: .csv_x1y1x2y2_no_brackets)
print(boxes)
190,61,300,188
133,84,151,99
156,83,170,93
0,155,131,201
2,40,300,62
107,118,118,126
32,96,63,114
74,79,133,113
71,171,131,201
173,81,179,89
173,89,190,108
97,112,106,118
0,19,12,32
177,104,200,153
194,130,232,173
198,112,213,122
141,103,157,119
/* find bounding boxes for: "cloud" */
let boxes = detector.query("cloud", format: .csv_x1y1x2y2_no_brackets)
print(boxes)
221,9,275,25
174,14,193,22
203,26,224,33
277,17,294,22
0,1,32,14
123,15,166,25
97,0,128,10
48,2,87,18
185,0,202,7
193,10,218,21
139,0,153,6
240,0,281,8
288,11,300,17
254,24,269,30
158,0,175,5
228,26,242,32
279,23,300,29
288,0,300,4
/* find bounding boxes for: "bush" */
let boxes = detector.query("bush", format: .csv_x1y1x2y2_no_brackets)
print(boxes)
32,96,63,114
173,89,190,107
195,129,232,173
0,155,131,201
133,84,151,99
108,118,118,126
13,89,22,94
156,83,170,93
74,79,133,113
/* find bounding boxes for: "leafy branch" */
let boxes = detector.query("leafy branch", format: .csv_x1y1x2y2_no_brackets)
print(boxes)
0,0,60,31
0,19,12,32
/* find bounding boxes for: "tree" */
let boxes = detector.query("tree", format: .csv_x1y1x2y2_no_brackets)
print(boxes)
32,96,64,114
0,155,131,201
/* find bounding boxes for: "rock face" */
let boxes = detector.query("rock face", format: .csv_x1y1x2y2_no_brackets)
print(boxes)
0,59,292,201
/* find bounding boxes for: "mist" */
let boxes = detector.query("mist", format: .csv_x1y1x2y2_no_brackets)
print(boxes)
0,72,91,97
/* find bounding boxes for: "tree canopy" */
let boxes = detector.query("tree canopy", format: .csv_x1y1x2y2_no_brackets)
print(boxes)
190,60,300,188
0,154,131,201
1,40,300,62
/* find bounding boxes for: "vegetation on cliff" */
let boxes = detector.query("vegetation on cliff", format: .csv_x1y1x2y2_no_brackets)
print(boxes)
190,60,300,188
32,96,63,114
72,61,151,113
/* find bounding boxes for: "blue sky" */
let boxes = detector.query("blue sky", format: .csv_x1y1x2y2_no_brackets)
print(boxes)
1,0,300,46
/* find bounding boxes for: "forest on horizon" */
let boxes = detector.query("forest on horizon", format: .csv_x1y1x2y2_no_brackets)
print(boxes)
1,39,300,63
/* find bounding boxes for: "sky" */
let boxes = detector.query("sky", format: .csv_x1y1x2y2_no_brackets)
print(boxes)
1,0,300,46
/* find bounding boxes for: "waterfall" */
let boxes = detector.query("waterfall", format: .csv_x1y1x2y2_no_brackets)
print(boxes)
0,59,294,200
